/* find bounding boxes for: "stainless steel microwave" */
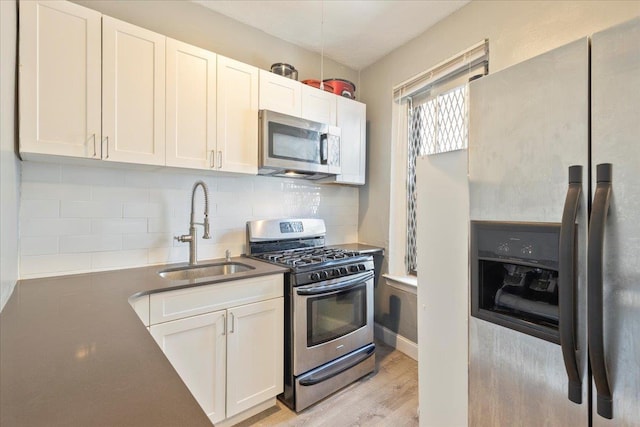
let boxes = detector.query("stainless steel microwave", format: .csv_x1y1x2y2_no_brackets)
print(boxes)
258,110,341,179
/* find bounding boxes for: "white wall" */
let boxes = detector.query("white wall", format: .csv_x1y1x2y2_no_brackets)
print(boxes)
358,0,640,348
0,0,20,311
72,0,358,85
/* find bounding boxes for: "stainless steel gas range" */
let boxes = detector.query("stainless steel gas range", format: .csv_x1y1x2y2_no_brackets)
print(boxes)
247,218,376,412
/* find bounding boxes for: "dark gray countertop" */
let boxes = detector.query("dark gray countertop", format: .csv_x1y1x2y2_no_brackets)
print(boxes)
0,256,288,427
329,243,385,254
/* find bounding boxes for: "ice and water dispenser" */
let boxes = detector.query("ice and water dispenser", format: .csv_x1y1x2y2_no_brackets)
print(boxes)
471,221,561,344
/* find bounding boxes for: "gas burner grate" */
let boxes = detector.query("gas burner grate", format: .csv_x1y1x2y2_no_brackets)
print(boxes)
253,248,361,268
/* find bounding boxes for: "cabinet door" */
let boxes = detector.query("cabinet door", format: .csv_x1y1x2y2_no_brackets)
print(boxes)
226,298,284,417
166,38,217,170
19,0,101,159
102,16,165,165
216,55,258,174
150,310,227,424
258,69,302,117
301,84,337,125
336,97,367,185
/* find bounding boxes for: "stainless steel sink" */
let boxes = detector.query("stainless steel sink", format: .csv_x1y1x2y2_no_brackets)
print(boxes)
158,262,255,281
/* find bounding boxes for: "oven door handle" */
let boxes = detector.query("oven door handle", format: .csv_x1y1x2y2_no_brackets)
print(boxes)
296,271,374,296
298,343,375,386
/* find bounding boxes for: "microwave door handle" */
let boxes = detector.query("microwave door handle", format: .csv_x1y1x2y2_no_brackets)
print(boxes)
320,133,328,165
559,165,582,404
296,271,374,296
588,163,613,420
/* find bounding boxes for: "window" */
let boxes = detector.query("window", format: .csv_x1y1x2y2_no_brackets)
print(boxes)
406,85,469,272
391,40,488,275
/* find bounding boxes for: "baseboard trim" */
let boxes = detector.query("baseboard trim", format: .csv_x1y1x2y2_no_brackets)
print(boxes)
374,323,418,361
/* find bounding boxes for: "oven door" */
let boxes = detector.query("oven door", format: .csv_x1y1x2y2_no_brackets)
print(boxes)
293,270,374,376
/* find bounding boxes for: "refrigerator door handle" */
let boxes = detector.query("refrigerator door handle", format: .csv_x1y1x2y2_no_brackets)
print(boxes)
588,163,613,419
559,165,582,404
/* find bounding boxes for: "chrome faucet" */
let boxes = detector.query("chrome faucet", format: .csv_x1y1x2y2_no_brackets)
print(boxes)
175,180,211,265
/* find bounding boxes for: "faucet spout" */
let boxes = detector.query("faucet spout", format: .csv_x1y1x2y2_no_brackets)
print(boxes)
175,180,212,265
191,181,211,239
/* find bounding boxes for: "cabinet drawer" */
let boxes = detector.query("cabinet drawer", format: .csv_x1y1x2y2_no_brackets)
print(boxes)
150,274,283,325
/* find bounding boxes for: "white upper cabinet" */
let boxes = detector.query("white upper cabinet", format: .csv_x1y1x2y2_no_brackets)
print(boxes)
165,38,217,170
217,55,259,174
102,16,166,165
301,85,337,126
19,0,365,181
333,97,367,185
258,70,302,117
19,0,102,159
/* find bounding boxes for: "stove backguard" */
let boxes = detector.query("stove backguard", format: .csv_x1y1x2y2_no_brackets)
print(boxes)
471,221,562,344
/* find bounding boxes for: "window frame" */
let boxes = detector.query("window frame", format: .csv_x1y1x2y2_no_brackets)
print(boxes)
388,41,488,277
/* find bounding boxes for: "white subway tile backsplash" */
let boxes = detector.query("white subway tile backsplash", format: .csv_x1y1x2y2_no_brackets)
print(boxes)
92,187,150,203
325,225,358,245
21,162,61,183
20,236,58,256
19,165,359,278
21,218,92,236
147,217,180,233
210,216,248,231
197,242,245,261
123,202,167,218
148,246,189,265
123,233,173,250
61,201,123,218
214,194,251,217
20,200,60,218
253,176,285,192
217,177,253,193
21,182,92,201
59,235,122,253
91,250,148,270
90,219,148,235
21,253,92,278
61,165,126,186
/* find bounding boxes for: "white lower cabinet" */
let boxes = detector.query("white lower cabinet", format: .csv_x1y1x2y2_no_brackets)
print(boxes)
226,299,284,418
150,310,227,424
148,274,283,425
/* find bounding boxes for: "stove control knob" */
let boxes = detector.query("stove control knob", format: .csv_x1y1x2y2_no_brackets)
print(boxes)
331,269,340,277
350,265,359,273
310,272,320,281
320,271,328,279
358,264,366,271
339,267,348,275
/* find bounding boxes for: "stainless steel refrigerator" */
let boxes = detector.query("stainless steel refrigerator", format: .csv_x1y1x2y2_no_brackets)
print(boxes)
468,18,639,426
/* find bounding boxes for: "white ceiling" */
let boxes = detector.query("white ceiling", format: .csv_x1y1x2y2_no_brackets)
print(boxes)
194,0,470,70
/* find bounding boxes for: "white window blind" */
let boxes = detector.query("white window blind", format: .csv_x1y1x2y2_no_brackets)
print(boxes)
399,40,489,274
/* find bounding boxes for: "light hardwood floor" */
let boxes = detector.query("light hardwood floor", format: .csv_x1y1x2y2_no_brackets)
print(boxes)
236,341,419,427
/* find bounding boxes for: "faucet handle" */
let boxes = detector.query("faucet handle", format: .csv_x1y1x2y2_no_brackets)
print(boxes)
225,250,231,262
175,234,191,243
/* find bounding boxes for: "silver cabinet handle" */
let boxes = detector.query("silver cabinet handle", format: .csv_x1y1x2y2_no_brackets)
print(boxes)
229,312,235,334
209,150,215,168
102,136,110,159
89,133,96,157
222,313,226,336
217,151,222,169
